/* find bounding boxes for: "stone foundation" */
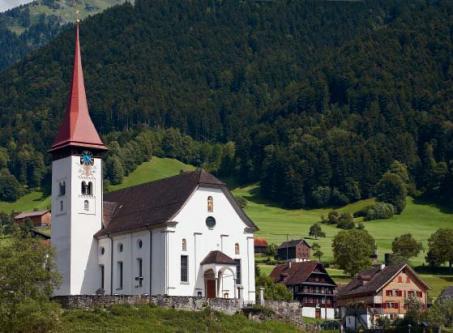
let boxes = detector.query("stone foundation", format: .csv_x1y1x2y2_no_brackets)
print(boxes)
53,295,306,329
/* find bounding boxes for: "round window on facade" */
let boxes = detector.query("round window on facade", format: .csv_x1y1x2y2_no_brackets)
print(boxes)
138,239,143,249
206,216,216,229
118,243,123,252
100,247,105,255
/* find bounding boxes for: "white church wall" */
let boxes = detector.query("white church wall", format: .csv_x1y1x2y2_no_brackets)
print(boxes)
52,155,104,295
97,237,111,294
130,231,151,295
51,157,72,296
151,228,166,295
167,186,256,303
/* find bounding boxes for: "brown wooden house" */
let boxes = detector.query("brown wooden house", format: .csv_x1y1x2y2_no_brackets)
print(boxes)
254,237,268,254
270,261,337,319
277,239,311,262
14,210,51,227
337,262,429,331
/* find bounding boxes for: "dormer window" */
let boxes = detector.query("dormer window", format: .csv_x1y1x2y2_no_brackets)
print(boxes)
207,196,213,212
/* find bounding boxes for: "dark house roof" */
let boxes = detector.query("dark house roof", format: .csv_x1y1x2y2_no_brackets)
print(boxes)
30,229,51,240
438,286,453,301
337,263,429,299
95,170,257,237
278,239,311,249
15,210,50,220
200,250,236,265
270,261,336,286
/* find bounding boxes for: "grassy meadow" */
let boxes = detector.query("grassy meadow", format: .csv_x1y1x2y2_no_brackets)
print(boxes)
0,157,451,299
233,184,452,267
60,305,299,333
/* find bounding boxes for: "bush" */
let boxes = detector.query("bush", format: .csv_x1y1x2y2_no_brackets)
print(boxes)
265,243,278,258
364,202,395,221
0,173,23,202
337,213,355,229
375,172,407,214
255,276,292,301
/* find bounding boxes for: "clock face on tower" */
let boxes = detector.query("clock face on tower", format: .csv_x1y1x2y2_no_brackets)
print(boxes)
80,151,94,166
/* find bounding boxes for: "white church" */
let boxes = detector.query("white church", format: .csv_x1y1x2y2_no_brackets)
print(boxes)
49,23,257,304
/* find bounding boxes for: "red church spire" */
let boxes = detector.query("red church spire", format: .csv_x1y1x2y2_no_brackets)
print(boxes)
50,22,107,153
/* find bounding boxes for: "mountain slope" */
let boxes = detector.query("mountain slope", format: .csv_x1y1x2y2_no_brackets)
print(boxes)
0,0,127,70
0,0,452,209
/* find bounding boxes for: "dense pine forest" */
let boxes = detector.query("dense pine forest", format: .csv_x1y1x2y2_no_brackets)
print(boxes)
0,0,126,70
0,0,452,208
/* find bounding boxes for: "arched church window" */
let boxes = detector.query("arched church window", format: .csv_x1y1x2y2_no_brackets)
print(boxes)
182,239,187,251
87,182,93,196
137,239,143,249
84,200,89,211
118,243,123,252
59,181,66,196
235,243,240,255
207,196,213,212
81,181,87,195
100,247,105,255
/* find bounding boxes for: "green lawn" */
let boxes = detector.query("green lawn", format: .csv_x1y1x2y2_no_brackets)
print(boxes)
60,305,299,333
109,157,194,191
0,191,50,214
233,184,452,267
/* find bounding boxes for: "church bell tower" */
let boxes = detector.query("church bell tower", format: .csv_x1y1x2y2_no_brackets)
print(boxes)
49,22,107,295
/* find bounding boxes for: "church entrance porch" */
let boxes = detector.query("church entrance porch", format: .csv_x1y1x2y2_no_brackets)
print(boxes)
200,251,237,299
204,270,216,298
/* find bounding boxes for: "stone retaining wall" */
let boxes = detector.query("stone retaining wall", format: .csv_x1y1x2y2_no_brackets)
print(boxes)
53,295,306,329
53,295,243,315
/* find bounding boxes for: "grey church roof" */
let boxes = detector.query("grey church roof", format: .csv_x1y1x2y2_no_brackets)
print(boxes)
95,170,257,237
200,250,236,265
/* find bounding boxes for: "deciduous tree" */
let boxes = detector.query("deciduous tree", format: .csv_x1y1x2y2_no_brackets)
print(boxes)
332,229,375,276
392,233,423,260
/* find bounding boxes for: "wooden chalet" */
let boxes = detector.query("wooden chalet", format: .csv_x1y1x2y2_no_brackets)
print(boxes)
277,239,311,262
337,262,429,331
270,261,337,319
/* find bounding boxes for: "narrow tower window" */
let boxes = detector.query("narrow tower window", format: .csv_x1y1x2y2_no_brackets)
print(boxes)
235,243,240,255
81,181,87,195
207,196,213,212
87,182,93,195
137,258,143,287
59,181,66,196
84,200,89,211
181,255,188,282
100,265,104,290
182,238,187,251
117,261,123,290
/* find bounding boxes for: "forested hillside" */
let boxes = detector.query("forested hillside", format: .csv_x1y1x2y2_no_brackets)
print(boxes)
0,0,126,70
0,0,452,208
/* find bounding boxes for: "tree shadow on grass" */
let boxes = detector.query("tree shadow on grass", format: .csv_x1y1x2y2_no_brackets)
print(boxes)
413,197,453,214
414,265,453,276
242,186,290,210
